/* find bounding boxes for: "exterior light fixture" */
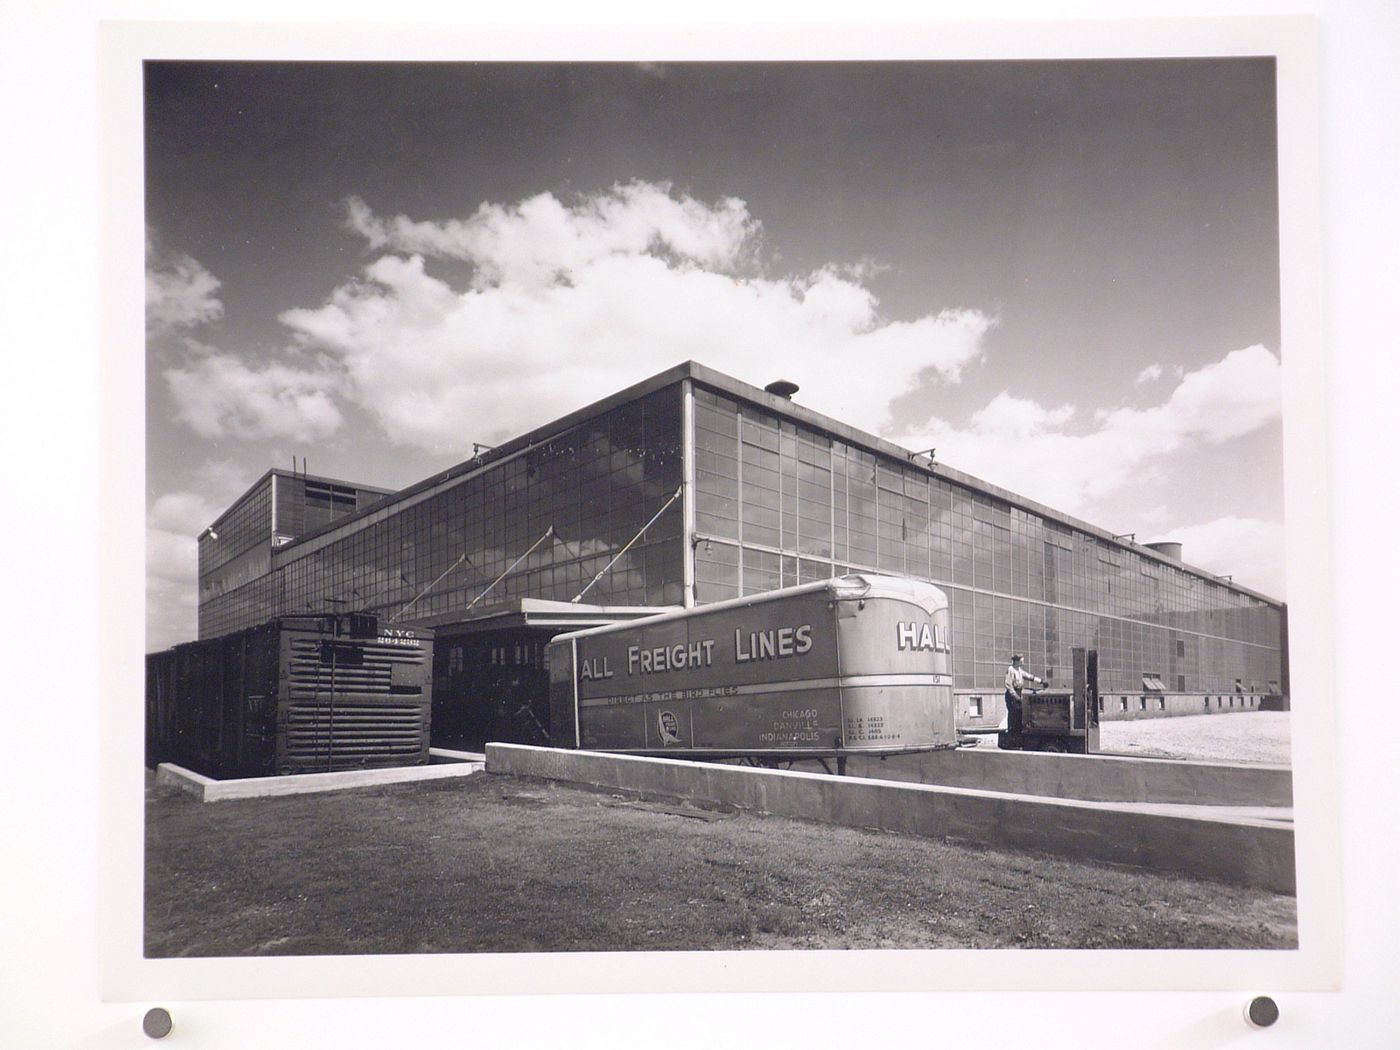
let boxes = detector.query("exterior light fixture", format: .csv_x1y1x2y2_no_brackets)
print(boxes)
472,443,497,457
908,448,937,471
200,527,219,541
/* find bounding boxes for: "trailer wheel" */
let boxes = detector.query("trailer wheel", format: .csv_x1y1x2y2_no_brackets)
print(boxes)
1038,738,1068,754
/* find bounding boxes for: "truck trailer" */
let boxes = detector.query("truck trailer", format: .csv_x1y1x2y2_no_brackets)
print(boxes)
546,574,957,764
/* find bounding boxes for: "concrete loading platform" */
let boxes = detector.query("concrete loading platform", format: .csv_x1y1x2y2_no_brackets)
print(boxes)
155,747,484,802
485,743,1295,894
833,746,1292,808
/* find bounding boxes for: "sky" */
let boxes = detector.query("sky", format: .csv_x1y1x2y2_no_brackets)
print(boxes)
145,59,1284,649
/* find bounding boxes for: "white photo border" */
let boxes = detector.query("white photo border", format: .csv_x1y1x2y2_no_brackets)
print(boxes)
98,10,1338,1015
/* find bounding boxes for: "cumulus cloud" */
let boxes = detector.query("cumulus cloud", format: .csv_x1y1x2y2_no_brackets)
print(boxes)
148,240,345,445
147,249,223,334
281,182,990,451
1135,363,1163,384
1153,516,1286,599
343,182,760,287
146,553,199,652
148,513,200,590
165,351,344,442
961,392,1076,440
899,345,1282,514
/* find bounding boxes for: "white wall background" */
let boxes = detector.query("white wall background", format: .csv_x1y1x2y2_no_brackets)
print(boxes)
1,2,1395,1047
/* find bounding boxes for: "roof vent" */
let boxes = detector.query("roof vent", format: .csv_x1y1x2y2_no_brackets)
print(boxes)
1145,541,1183,562
764,379,799,399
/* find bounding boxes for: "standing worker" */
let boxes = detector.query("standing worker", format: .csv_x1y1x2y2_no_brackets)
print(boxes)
1004,654,1044,736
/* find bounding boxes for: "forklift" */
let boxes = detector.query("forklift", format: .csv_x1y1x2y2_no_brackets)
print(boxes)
997,647,1100,754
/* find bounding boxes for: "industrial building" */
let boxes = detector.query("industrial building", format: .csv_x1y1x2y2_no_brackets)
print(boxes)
191,361,1287,749
198,469,393,636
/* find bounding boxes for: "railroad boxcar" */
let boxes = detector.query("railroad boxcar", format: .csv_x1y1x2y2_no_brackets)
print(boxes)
546,574,956,762
145,614,434,778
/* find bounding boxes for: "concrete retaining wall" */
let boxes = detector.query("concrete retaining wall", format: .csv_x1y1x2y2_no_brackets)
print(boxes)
485,744,1295,894
837,748,1292,807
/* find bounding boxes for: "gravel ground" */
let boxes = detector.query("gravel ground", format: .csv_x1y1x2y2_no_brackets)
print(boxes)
1096,711,1292,765
145,769,1297,956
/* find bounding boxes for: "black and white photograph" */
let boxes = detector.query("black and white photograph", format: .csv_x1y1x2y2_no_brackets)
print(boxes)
136,50,1310,959
8,3,1400,1047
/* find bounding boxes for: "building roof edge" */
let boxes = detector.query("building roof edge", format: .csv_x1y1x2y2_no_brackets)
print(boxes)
247,358,1282,609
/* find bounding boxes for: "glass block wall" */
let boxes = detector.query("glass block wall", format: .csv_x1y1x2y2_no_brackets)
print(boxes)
197,476,272,585
197,387,684,638
197,472,392,637
193,366,1284,711
196,477,276,638
690,384,1284,698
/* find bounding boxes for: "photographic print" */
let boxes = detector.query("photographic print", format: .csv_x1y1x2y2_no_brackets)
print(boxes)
139,50,1304,968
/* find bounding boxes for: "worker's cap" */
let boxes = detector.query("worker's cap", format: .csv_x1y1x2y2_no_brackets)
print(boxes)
1010,654,1023,662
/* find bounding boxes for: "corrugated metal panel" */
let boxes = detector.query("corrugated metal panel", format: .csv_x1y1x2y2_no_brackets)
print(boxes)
148,618,433,778
285,638,426,696
280,701,429,772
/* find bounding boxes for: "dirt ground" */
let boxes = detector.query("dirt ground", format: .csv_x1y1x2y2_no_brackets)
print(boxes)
1096,711,1292,765
145,768,1297,957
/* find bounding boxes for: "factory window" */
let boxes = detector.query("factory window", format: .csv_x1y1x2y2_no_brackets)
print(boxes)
1217,697,1223,708
1229,696,1234,707
304,481,358,508
968,696,983,718
1204,696,1211,709
1098,697,1104,712
1119,696,1128,712
1158,696,1166,711
1176,674,1186,692
1176,640,1185,658
1138,696,1147,711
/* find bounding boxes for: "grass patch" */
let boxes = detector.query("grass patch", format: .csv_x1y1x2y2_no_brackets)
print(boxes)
145,772,1297,956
